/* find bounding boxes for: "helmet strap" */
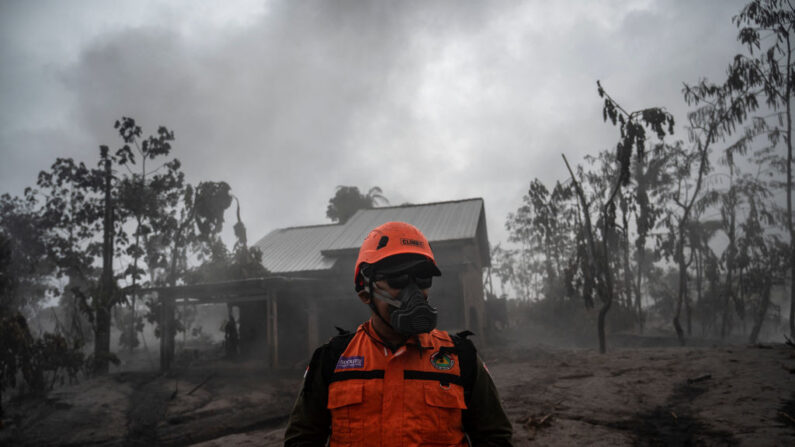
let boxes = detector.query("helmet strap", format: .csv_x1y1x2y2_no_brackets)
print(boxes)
367,275,394,331
366,279,410,350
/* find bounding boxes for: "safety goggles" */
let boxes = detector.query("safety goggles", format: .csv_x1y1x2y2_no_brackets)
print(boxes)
374,272,433,290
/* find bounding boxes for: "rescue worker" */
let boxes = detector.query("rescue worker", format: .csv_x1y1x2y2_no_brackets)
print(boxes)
285,221,513,446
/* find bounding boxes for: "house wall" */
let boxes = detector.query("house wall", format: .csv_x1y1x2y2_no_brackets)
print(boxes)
275,291,310,368
272,239,489,364
237,300,268,359
461,265,486,338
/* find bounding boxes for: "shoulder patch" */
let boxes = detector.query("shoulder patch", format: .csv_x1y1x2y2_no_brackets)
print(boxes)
430,351,455,370
336,355,364,370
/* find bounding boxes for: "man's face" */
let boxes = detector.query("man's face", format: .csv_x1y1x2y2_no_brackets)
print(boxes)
361,279,431,317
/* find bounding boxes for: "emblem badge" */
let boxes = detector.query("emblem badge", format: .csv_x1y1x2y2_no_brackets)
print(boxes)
336,356,364,370
430,351,454,370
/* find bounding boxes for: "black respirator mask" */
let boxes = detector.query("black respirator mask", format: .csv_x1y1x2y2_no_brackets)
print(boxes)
367,275,438,336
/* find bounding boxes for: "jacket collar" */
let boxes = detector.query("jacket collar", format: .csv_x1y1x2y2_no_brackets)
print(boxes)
360,320,434,353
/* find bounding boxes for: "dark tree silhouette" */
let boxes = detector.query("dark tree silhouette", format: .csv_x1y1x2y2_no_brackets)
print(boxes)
563,82,674,353
326,186,388,223
0,193,55,318
728,0,795,338
34,145,129,374
114,117,178,352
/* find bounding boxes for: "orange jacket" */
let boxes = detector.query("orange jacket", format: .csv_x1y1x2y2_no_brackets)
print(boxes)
285,320,513,446
327,322,467,446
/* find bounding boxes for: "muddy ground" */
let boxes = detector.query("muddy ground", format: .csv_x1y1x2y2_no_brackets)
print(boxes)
1,331,794,446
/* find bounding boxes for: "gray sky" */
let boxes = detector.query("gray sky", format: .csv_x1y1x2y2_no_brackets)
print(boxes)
1,0,749,247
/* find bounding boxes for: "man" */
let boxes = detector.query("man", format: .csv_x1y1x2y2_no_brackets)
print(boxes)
285,222,513,446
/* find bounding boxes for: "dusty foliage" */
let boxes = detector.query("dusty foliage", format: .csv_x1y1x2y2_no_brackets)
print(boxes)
0,313,86,418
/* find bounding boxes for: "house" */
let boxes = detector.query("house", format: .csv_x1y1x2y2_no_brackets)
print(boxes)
149,198,491,370
249,197,491,367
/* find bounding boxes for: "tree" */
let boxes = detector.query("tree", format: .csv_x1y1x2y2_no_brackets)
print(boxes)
686,214,722,335
505,179,576,302
563,81,674,353
0,193,56,318
728,0,795,338
114,117,178,351
718,152,741,338
326,186,388,223
668,53,767,344
35,147,128,374
182,192,267,285
0,313,32,418
489,244,521,300
629,146,672,332
733,184,786,343
142,179,237,371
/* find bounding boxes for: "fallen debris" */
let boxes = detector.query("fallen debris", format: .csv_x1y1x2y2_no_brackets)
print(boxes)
610,367,636,377
687,374,712,384
188,373,217,396
558,373,594,380
518,412,554,439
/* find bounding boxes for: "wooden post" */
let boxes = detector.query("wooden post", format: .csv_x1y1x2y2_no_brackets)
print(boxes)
265,295,272,367
265,291,279,368
307,299,319,358
159,291,166,370
272,293,279,368
159,291,175,372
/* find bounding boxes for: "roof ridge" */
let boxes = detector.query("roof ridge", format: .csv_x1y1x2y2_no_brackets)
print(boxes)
354,197,483,212
252,222,342,245
278,222,343,231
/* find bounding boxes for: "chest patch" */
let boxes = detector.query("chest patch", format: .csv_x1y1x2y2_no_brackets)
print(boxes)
430,351,455,370
336,356,364,370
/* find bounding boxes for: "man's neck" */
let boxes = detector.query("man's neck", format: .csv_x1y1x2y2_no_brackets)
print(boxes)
369,316,408,349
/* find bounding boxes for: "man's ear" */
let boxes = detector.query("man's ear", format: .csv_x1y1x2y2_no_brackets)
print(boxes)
357,290,371,304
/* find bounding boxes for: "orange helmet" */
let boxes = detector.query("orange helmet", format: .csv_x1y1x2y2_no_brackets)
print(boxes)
354,221,441,291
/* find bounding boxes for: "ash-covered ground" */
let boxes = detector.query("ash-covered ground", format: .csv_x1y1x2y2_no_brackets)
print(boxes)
1,327,794,446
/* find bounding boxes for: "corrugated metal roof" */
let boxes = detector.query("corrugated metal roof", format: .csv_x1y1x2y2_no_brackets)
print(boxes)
323,198,484,252
252,224,344,273
252,198,485,274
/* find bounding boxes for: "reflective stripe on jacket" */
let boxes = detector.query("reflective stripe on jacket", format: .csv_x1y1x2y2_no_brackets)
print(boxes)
327,322,468,447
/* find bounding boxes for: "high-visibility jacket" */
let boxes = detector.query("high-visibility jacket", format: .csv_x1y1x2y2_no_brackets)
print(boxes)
284,320,514,447
327,324,467,446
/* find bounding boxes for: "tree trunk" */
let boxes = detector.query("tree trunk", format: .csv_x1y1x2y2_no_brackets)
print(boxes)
597,220,616,354
673,230,686,346
622,205,632,312
597,298,611,354
159,292,175,372
563,154,608,353
128,214,142,353
94,151,114,375
160,244,180,372
685,285,692,336
634,249,645,334
723,252,735,339
749,282,772,344
722,165,737,339
786,37,794,340
685,246,695,336
739,268,748,335
94,306,111,374
696,249,704,336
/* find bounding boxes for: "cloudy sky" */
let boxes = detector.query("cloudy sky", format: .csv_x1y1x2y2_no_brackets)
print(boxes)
1,0,749,247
